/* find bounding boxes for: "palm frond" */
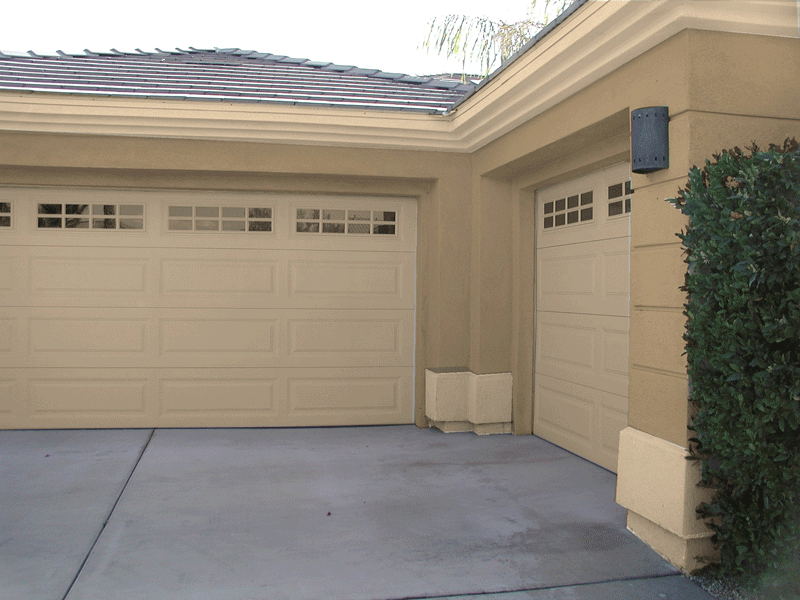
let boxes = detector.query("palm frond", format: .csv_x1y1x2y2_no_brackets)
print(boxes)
421,0,574,75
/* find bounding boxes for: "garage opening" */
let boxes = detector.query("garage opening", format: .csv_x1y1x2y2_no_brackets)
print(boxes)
0,188,416,429
533,164,631,472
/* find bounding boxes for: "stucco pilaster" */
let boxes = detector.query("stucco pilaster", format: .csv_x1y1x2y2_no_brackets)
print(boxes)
469,176,513,376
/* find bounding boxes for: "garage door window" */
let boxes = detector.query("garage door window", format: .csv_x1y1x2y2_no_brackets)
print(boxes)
296,208,397,235
167,205,273,232
542,191,593,229
37,203,144,229
0,202,10,227
608,181,633,217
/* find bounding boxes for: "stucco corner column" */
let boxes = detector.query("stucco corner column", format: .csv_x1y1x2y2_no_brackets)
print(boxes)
616,427,718,573
425,174,515,435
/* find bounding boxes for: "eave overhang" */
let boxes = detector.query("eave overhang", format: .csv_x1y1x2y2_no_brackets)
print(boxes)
0,0,795,154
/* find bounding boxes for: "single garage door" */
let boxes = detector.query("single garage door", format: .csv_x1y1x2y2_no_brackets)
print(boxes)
0,188,416,429
533,164,631,472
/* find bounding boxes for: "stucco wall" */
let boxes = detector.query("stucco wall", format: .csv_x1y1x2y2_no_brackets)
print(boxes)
464,28,800,440
1,27,798,440
630,30,800,447
469,29,695,434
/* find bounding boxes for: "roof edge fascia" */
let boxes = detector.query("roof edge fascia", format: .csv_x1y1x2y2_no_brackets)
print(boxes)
0,1,795,154
0,92,463,152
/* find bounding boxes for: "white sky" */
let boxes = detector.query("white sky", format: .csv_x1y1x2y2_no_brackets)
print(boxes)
1,0,554,76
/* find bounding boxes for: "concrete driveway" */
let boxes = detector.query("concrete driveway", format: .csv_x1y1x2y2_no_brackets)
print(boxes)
0,426,713,600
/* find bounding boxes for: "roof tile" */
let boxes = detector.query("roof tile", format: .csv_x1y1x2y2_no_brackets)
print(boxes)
0,47,477,114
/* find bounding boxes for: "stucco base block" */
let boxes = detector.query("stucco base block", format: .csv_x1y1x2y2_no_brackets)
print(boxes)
616,426,716,572
427,420,472,433
627,510,717,574
427,420,512,435
425,369,512,435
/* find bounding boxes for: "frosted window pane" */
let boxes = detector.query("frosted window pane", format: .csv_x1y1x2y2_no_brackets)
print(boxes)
222,220,246,231
195,206,219,218
169,206,192,217
119,219,143,230
120,204,144,216
222,207,246,218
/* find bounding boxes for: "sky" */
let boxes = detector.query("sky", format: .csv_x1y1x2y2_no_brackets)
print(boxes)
1,0,553,76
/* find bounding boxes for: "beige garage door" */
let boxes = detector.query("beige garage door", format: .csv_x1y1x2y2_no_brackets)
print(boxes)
534,164,631,472
0,188,416,429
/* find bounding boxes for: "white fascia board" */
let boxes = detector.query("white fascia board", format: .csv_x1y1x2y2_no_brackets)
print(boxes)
0,92,463,152
0,1,795,153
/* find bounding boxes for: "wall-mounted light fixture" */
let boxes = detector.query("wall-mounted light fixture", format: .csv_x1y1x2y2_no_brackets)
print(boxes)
631,106,669,173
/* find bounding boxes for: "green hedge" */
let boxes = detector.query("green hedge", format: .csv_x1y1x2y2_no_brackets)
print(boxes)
668,139,800,581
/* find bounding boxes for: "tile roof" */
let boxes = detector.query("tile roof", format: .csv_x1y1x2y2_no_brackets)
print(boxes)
0,47,477,114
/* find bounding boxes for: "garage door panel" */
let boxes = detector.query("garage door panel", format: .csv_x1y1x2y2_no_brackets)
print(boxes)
537,319,596,373
0,367,410,428
287,253,413,309
160,251,414,309
286,368,409,422
601,403,627,457
538,219,629,248
161,256,277,297
602,328,630,381
31,256,150,294
25,248,154,305
537,237,629,316
4,308,152,368
0,255,17,295
603,248,630,299
0,247,155,308
160,377,277,415
538,251,596,300
536,312,629,398
0,368,156,427
6,247,414,310
157,309,412,368
534,373,625,472
30,377,148,414
9,307,414,369
30,317,148,354
160,317,277,359
535,376,594,446
0,316,14,355
0,376,17,418
286,310,413,367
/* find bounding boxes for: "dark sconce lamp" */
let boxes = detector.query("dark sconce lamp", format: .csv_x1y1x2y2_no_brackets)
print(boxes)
631,106,669,173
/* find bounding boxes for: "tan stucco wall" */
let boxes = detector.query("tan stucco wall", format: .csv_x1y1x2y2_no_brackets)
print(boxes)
460,29,800,442
3,29,797,439
630,31,800,447
469,29,696,435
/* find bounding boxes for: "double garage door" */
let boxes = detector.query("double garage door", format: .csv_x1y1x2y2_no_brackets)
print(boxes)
0,188,416,429
534,164,631,472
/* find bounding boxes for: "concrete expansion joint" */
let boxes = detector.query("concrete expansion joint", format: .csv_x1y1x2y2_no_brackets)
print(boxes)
59,429,155,600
